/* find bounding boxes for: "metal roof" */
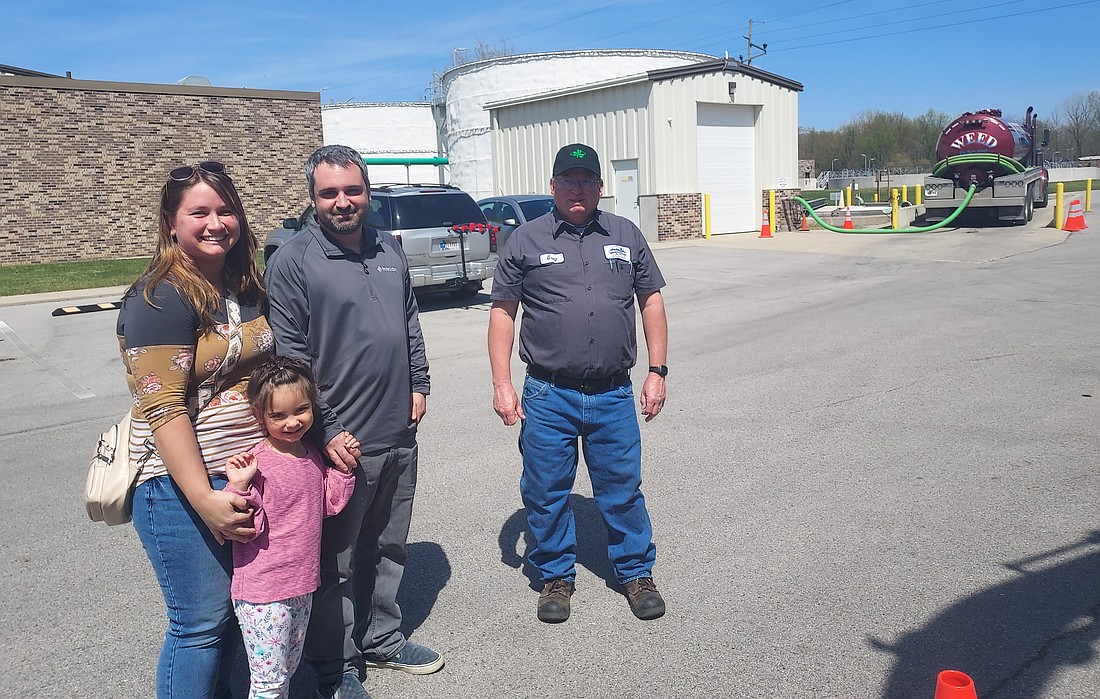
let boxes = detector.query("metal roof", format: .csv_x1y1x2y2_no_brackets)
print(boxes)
646,58,803,92
484,57,802,110
0,63,64,78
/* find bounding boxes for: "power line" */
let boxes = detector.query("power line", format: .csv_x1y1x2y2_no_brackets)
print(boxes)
763,0,1033,46
763,0,860,25
675,0,1042,55
766,0,1099,53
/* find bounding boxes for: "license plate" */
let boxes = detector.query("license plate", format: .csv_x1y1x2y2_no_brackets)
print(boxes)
438,239,459,251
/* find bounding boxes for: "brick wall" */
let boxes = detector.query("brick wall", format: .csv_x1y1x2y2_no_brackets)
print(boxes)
0,76,321,265
655,193,702,241
761,188,803,232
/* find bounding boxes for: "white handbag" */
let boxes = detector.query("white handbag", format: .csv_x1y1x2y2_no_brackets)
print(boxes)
84,411,154,525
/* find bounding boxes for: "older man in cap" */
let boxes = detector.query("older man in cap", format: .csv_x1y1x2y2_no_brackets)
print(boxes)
488,142,669,623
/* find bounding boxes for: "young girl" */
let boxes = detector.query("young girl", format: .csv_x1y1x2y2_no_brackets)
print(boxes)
224,356,359,699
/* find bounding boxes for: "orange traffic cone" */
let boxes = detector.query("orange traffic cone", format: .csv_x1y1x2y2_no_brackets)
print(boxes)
933,670,977,699
842,207,854,230
800,212,810,231
1062,198,1087,231
759,209,772,238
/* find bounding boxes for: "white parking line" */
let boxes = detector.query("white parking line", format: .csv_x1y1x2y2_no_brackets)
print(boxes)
0,320,95,399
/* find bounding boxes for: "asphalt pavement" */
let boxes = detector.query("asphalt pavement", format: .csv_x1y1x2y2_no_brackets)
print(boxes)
1,205,1097,698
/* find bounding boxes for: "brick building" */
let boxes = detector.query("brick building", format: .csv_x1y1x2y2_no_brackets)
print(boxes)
0,71,320,265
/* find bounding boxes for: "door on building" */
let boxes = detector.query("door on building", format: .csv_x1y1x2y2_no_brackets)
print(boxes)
697,104,756,234
611,159,640,230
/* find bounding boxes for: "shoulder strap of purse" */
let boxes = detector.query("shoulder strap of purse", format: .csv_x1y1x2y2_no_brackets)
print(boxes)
193,292,244,415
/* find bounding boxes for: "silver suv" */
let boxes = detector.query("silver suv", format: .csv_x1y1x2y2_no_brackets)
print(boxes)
264,184,496,299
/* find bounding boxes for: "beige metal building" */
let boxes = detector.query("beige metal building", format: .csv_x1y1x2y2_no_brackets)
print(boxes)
487,58,802,240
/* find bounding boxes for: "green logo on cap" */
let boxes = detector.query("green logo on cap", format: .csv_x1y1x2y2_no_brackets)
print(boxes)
570,149,587,159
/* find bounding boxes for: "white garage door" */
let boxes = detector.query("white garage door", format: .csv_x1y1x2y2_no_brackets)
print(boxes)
697,104,756,234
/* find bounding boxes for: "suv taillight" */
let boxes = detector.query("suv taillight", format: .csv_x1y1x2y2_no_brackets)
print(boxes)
489,229,497,253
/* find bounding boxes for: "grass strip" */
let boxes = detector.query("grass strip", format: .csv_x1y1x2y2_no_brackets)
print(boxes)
0,258,150,297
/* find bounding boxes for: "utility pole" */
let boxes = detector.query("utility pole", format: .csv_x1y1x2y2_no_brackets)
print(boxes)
738,20,767,65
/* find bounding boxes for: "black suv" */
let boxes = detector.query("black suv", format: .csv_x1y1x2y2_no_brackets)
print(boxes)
265,184,496,299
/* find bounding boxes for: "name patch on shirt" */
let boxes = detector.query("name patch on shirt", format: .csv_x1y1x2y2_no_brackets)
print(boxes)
604,245,631,263
540,253,565,265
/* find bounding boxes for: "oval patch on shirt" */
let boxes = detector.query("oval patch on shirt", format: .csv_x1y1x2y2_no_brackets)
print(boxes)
540,253,565,265
604,245,631,262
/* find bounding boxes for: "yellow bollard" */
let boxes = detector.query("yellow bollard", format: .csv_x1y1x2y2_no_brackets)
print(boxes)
704,193,711,238
891,188,899,229
1087,179,1093,213
915,183,922,206
1055,182,1064,228
874,192,879,203
769,189,777,233
901,184,909,204
845,185,853,208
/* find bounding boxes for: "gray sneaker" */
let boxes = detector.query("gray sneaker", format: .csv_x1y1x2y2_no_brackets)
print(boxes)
316,672,372,699
363,641,445,675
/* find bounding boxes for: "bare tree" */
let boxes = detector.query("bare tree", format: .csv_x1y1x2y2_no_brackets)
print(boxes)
452,39,515,65
1058,91,1100,160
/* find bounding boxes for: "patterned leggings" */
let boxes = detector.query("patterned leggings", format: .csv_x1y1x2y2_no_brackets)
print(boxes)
233,593,313,699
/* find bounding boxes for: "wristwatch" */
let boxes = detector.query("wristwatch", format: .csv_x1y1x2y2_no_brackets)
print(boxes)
648,365,669,378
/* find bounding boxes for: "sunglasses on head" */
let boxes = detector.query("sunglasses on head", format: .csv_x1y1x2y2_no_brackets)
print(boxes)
168,161,227,181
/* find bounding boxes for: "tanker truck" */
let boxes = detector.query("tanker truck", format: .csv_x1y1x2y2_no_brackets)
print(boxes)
923,106,1049,224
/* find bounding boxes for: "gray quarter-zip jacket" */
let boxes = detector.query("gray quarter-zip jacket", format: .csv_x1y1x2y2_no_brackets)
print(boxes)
265,219,430,453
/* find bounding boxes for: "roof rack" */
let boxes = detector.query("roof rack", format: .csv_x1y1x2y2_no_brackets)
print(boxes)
370,182,460,192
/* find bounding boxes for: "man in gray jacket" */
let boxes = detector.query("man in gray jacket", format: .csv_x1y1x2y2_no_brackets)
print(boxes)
266,144,441,699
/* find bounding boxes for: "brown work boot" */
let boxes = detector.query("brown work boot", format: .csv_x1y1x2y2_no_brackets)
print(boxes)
624,577,666,620
537,579,575,623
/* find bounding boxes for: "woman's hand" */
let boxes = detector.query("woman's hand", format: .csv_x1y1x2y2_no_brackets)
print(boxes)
192,489,256,544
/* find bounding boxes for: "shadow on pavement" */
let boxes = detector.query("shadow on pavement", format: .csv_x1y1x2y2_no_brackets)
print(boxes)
872,530,1100,698
231,540,451,698
499,494,617,592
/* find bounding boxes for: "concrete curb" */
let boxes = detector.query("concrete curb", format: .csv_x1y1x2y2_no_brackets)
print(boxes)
0,285,129,308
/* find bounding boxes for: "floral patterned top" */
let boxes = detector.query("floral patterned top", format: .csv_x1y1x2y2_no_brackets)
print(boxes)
117,279,274,484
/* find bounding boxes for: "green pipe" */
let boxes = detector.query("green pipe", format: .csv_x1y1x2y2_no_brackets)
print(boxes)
363,157,449,166
931,153,1025,177
793,185,977,234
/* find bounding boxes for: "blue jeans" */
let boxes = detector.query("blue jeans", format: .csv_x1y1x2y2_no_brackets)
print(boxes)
132,475,239,699
304,443,417,684
519,374,656,584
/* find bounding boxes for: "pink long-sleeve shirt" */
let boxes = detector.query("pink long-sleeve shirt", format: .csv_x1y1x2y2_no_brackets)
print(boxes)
226,440,355,604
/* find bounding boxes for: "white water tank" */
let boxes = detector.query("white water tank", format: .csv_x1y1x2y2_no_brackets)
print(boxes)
438,49,715,199
322,103,443,184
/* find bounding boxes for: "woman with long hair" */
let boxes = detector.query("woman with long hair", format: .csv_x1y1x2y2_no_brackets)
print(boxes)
118,161,273,698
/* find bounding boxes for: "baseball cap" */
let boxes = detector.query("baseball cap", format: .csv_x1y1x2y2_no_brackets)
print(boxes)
552,143,601,178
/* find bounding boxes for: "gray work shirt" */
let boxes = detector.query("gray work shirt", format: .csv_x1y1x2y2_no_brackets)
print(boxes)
491,208,665,378
265,219,430,453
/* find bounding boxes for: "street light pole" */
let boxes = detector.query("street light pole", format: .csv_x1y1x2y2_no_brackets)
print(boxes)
831,158,838,172
861,153,868,171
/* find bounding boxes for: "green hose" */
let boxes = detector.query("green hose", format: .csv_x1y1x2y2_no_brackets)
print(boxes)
793,185,977,234
931,153,1026,177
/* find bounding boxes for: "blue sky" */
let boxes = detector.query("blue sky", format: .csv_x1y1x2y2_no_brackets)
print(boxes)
5,0,1097,129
